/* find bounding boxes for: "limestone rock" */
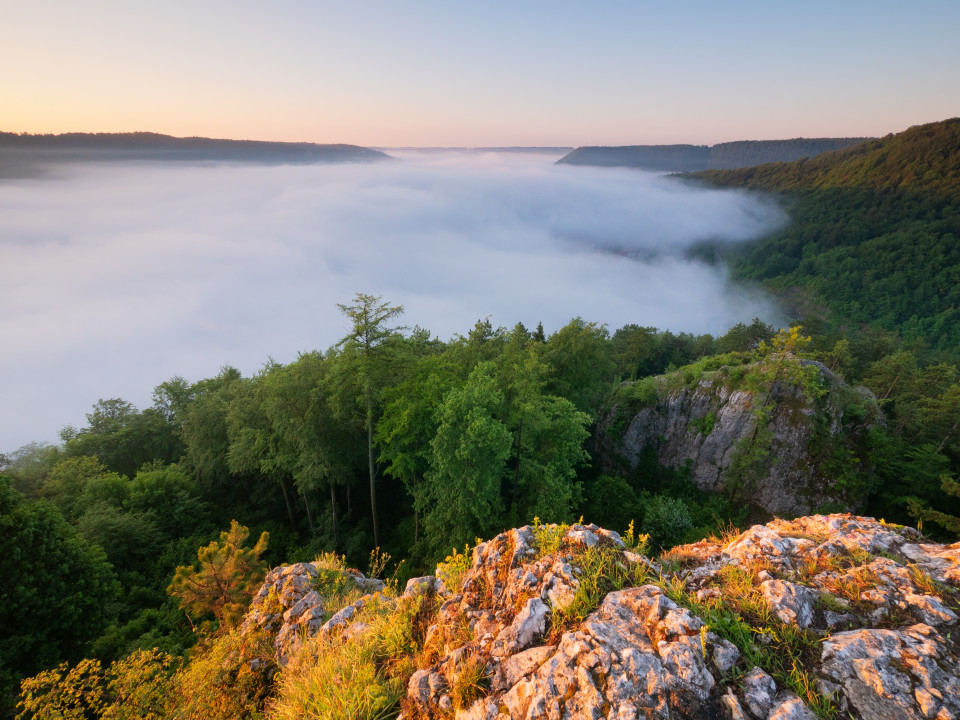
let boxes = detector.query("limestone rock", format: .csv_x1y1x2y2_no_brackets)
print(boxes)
741,666,777,718
767,693,818,720
821,623,960,720
597,361,881,515
760,579,815,628
241,559,386,664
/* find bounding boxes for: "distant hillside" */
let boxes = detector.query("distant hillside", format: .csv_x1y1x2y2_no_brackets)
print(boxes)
557,137,871,172
558,144,710,172
698,118,960,197
0,131,391,176
695,118,960,354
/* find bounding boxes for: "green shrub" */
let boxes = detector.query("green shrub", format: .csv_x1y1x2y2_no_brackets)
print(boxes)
642,495,694,551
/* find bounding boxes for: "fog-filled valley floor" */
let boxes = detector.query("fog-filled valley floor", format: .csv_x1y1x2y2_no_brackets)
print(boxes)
0,151,784,450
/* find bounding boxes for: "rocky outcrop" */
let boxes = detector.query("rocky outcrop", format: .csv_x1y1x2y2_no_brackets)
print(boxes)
239,515,959,719
597,359,881,515
395,515,959,720
240,560,385,664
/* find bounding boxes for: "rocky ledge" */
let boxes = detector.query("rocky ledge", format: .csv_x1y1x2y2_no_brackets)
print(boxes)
244,515,960,720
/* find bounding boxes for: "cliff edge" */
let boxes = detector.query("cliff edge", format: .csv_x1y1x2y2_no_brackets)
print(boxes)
246,515,960,720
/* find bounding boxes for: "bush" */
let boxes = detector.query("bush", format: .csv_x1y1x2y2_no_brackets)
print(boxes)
641,495,694,551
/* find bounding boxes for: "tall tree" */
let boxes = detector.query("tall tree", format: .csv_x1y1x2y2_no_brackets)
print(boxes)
335,294,405,549
376,354,456,545
0,477,116,703
422,362,512,553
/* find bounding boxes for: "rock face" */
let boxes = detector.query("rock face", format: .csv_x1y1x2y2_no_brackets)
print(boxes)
597,359,881,515
240,560,385,664
396,515,959,720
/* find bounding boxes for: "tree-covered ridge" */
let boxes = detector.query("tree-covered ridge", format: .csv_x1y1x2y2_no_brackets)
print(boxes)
556,137,871,172
0,131,391,164
697,117,960,197
688,118,960,356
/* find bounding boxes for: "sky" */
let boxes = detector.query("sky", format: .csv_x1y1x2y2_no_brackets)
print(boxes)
0,152,785,450
3,1,959,146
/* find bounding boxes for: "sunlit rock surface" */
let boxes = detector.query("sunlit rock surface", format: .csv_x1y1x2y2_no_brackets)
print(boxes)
240,515,958,719
393,515,958,720
240,560,385,664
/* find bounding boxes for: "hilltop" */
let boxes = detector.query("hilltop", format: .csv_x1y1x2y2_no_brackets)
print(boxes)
556,137,870,173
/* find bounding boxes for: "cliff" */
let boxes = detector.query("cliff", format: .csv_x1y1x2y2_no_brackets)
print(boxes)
243,515,960,720
595,354,882,515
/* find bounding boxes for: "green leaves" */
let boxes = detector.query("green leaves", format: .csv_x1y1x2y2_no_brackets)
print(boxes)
423,362,512,552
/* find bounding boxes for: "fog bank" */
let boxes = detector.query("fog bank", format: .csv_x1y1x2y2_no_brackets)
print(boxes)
0,151,785,450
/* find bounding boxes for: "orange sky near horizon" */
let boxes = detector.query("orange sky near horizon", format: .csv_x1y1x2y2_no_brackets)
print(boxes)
3,1,958,147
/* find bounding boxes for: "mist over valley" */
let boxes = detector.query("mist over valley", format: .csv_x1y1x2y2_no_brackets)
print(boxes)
0,150,785,450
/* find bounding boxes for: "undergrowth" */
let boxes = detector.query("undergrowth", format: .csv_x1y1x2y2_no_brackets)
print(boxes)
270,592,422,720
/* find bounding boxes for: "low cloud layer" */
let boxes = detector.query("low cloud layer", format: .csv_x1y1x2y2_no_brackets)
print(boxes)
0,151,785,450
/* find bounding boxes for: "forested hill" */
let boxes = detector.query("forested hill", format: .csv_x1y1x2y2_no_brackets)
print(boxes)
698,117,960,197
0,131,391,166
556,137,870,172
692,118,960,356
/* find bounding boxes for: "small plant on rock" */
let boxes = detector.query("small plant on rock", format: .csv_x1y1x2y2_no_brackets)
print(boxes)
436,545,472,594
450,652,490,712
531,517,570,558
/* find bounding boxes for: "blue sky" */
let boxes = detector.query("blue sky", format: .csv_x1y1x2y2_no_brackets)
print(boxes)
3,1,958,145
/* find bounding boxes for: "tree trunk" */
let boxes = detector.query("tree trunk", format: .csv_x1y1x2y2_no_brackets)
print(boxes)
302,492,315,534
937,417,960,453
330,483,338,546
512,418,524,521
279,479,296,532
367,400,379,549
881,370,902,401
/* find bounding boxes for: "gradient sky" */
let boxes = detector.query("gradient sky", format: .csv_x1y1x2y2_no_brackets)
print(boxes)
3,1,958,146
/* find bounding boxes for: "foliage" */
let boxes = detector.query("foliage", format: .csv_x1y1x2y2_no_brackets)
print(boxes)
8,291,960,700
700,118,960,356
550,541,650,636
435,545,473,594
169,629,276,720
641,495,694,551
16,649,180,720
167,520,269,630
0,477,116,707
421,362,512,553
530,517,571,558
907,475,960,537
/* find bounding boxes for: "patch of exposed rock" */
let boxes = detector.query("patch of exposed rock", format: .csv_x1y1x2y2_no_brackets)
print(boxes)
240,560,385,664
596,359,881,515
395,515,959,720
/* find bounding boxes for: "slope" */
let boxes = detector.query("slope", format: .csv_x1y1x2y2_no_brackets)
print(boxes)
695,118,960,354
